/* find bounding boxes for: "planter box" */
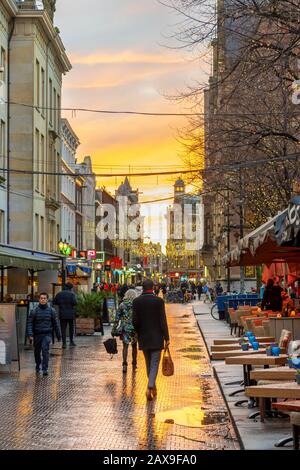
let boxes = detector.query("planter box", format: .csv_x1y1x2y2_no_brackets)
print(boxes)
76,318,95,335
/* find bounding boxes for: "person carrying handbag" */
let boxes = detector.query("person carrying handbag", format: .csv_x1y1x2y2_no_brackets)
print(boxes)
111,289,138,373
132,279,170,401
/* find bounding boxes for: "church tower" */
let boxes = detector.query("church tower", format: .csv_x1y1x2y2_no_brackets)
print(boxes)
174,178,185,204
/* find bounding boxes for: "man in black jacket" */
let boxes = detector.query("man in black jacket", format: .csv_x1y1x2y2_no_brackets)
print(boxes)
53,282,77,349
27,292,61,376
132,279,170,401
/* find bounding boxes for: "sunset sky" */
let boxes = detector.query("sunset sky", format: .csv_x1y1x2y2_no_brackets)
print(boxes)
55,0,208,248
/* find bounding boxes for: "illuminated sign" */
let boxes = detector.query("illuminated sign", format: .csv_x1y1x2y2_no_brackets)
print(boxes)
87,250,97,260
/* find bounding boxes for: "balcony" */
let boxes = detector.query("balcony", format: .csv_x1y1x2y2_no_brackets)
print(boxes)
46,194,60,212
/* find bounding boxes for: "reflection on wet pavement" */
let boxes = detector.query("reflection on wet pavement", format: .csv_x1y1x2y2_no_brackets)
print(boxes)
0,304,239,450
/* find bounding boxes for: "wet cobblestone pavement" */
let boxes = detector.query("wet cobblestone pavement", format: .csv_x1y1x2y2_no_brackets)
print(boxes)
0,304,240,450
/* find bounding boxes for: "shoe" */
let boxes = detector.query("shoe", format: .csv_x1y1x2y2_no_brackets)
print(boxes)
62,343,66,349
70,342,76,347
152,386,157,398
122,364,127,373
146,388,153,401
43,371,48,377
35,367,40,374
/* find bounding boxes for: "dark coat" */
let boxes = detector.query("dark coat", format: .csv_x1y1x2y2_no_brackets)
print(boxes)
27,304,61,340
261,285,283,312
132,293,169,351
53,289,77,320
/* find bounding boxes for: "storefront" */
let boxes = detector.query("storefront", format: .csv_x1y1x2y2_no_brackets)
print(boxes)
223,195,300,296
0,244,63,301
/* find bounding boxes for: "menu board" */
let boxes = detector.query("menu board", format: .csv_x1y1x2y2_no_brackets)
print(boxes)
0,304,19,365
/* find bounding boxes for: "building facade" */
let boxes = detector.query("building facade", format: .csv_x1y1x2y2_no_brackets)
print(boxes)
166,179,203,284
115,177,144,276
0,1,18,244
60,118,79,247
8,1,71,252
75,156,96,251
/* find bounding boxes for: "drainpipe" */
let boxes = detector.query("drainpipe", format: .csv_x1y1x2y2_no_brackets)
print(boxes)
7,18,16,245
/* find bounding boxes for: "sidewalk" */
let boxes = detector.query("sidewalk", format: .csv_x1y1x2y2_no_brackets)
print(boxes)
193,301,292,450
0,303,239,450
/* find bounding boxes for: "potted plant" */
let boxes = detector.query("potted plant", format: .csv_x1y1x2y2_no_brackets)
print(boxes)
75,292,104,335
296,370,300,385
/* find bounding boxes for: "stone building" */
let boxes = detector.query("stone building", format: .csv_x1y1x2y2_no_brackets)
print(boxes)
8,0,71,251
166,179,203,284
60,118,79,247
0,1,18,244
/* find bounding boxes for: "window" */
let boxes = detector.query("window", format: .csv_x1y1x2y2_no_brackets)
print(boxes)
35,214,39,250
36,60,40,109
245,266,256,278
57,94,60,131
53,88,57,130
35,129,40,192
0,47,6,82
41,134,45,194
41,68,45,115
57,224,60,250
0,210,5,242
0,120,5,177
49,79,53,125
41,216,44,251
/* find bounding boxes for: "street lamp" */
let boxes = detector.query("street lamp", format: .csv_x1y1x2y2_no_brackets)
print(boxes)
58,239,72,256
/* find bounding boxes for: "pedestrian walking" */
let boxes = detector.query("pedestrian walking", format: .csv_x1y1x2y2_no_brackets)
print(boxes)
111,289,138,373
132,279,170,401
202,283,212,303
53,282,77,349
197,282,203,301
27,293,61,376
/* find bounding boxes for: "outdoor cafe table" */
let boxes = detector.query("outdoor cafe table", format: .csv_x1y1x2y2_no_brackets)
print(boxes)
245,382,300,422
271,401,300,448
225,354,288,388
212,348,285,361
213,337,275,345
211,342,276,352
250,366,296,382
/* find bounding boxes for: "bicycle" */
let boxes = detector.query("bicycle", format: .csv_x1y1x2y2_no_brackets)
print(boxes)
210,302,220,320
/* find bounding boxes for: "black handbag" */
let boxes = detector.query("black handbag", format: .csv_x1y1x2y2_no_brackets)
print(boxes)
103,337,118,356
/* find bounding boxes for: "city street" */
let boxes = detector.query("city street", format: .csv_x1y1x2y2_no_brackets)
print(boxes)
0,303,239,450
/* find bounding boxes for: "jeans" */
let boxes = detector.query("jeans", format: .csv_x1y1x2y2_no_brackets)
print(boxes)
122,342,137,365
60,319,74,344
143,350,161,389
34,335,51,372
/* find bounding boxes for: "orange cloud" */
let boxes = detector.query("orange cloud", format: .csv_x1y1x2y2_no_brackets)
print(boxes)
70,50,183,66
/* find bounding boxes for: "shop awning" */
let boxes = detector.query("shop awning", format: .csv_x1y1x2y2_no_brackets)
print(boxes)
0,246,61,271
223,208,300,267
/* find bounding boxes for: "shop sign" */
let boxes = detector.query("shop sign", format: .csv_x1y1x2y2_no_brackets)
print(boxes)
87,249,97,260
96,252,105,262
